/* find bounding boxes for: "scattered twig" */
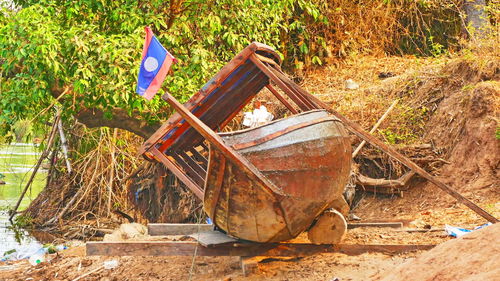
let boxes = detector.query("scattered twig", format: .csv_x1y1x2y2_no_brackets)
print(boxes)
353,99,399,158
71,265,104,281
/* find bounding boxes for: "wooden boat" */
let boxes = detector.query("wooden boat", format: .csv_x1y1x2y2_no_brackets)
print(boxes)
206,110,351,242
140,42,352,243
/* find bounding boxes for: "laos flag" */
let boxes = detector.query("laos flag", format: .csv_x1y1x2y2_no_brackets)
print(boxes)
136,27,176,100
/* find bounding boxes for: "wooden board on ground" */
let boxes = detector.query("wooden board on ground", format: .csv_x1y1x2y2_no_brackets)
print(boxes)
147,223,213,236
347,222,403,229
86,241,435,257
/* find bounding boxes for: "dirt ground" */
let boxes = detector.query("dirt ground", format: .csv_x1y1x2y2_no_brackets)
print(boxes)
1,53,498,280
0,227,447,281
0,223,496,281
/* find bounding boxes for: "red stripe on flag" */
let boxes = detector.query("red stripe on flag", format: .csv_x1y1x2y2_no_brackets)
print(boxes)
142,53,176,100
141,27,154,59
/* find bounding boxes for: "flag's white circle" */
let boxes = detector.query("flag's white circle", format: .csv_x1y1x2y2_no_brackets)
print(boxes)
144,57,159,72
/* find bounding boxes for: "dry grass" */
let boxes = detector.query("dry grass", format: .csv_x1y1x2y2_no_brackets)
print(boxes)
23,126,145,237
291,0,468,70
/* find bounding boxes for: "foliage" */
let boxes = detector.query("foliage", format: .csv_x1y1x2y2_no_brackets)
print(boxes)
0,0,325,136
11,119,32,142
2,0,491,137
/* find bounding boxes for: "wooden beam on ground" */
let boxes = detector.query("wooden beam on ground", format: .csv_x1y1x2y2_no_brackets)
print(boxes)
86,241,435,257
148,224,214,236
347,222,403,229
148,222,404,236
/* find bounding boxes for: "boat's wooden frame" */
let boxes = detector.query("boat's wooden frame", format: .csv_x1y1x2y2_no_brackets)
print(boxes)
140,42,336,203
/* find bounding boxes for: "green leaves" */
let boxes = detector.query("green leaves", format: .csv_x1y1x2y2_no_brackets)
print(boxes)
1,0,327,136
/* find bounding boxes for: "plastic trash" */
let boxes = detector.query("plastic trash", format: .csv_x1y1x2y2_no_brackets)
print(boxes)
1,249,17,262
28,249,46,265
242,105,274,128
1,243,67,262
55,245,67,252
445,222,492,238
13,243,43,260
103,259,119,269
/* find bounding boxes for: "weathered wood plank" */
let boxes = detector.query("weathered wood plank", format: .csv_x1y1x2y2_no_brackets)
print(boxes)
86,241,435,257
347,222,403,229
147,224,213,236
148,222,404,236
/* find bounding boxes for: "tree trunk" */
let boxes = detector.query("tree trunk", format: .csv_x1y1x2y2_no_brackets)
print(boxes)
463,0,491,39
50,85,162,139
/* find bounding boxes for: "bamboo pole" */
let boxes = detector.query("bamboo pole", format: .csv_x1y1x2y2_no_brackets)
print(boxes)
57,118,72,173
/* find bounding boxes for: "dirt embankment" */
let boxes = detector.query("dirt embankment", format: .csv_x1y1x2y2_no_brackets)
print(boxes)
303,54,499,226
374,222,500,281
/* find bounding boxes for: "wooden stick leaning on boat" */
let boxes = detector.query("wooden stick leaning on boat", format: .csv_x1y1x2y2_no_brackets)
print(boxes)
250,55,498,223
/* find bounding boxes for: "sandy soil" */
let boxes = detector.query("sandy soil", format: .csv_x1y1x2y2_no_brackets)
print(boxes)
374,223,500,281
0,222,480,281
0,227,444,281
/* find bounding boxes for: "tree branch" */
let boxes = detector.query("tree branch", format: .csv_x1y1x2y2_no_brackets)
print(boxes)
75,108,161,139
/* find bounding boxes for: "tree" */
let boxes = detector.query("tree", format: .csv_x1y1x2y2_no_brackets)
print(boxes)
0,0,323,138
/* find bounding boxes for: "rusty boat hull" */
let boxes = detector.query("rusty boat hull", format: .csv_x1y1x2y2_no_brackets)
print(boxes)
203,110,351,242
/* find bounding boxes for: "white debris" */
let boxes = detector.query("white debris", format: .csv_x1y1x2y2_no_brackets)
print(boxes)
103,223,147,241
345,79,360,90
242,105,274,128
103,259,119,269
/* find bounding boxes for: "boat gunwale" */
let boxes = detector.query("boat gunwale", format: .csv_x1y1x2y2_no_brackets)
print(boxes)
218,109,339,137
228,116,341,151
